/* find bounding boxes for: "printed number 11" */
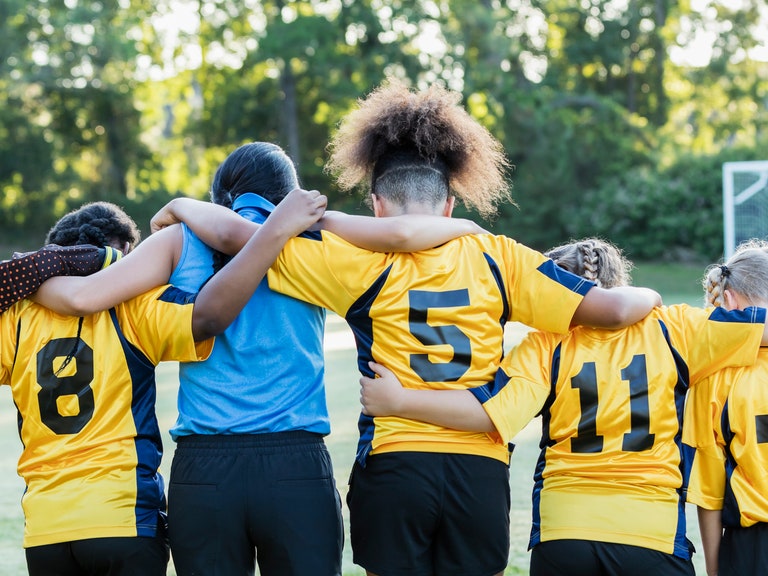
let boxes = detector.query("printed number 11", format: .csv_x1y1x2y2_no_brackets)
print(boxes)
570,355,655,454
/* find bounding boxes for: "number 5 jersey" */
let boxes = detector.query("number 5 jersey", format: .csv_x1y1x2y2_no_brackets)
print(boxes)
266,230,594,466
0,286,213,548
471,304,765,559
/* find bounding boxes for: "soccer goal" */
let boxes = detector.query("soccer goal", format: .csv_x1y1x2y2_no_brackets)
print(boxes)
723,161,768,258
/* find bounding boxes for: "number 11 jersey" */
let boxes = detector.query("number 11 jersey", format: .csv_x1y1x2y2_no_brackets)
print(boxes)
475,304,765,558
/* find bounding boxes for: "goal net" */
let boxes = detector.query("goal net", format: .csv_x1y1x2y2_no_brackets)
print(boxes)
723,161,768,258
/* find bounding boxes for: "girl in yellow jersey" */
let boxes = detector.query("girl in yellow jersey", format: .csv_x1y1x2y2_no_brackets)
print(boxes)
0,191,327,576
359,238,768,576
151,81,662,576
684,239,768,576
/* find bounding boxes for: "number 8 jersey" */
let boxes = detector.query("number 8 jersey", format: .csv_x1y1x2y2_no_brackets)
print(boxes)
0,286,213,548
267,230,594,465
472,304,765,558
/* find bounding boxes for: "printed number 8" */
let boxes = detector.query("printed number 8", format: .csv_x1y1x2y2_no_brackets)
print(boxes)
36,338,95,435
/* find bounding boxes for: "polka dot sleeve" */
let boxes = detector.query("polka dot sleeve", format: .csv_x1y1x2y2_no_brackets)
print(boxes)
0,245,122,313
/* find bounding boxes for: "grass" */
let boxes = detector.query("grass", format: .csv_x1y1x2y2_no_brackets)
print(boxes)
0,261,707,575
632,260,708,305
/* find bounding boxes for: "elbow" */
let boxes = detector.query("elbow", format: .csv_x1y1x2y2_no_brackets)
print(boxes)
602,308,632,330
384,221,416,252
66,290,100,316
596,294,637,329
192,315,226,342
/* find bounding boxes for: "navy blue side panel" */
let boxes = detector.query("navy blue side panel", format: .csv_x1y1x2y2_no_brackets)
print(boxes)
157,285,197,306
756,414,768,443
720,400,742,527
345,265,393,466
528,450,546,550
108,309,165,538
529,343,561,550
679,442,696,501
708,305,766,324
355,413,376,466
482,252,509,329
345,265,393,377
657,319,694,558
536,259,595,296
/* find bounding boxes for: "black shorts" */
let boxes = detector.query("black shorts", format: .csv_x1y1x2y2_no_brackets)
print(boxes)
347,451,510,576
720,522,768,576
168,432,343,576
25,532,169,576
530,539,695,576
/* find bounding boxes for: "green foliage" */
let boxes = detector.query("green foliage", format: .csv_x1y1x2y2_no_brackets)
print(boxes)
0,0,766,252
488,89,654,249
565,143,768,261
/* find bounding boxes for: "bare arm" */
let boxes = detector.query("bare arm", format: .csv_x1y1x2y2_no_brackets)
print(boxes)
697,507,722,576
571,285,662,329
31,226,182,316
150,197,257,255
153,198,487,255
319,211,487,252
360,362,495,432
191,188,327,341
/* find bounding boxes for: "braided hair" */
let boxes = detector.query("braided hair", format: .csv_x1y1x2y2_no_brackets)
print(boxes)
703,239,768,307
44,202,140,377
45,202,140,249
545,238,632,289
326,78,512,218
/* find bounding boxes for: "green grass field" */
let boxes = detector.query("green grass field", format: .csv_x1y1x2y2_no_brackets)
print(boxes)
0,261,709,575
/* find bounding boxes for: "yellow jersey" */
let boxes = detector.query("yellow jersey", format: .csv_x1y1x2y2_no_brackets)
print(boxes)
685,348,768,528
268,231,591,464
0,286,212,547
473,304,764,557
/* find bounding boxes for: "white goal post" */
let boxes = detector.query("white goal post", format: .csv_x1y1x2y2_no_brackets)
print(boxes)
723,160,768,258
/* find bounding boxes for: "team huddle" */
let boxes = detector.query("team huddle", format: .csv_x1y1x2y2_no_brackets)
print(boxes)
1,79,767,576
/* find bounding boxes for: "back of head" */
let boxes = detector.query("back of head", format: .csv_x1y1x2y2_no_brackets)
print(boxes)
210,142,299,208
545,238,632,289
703,239,768,307
326,78,511,218
45,202,141,249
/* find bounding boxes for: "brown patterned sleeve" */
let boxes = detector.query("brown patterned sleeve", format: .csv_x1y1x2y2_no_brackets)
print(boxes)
0,245,122,313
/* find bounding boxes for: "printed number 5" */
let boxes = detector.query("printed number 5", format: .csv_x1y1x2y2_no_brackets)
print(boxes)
408,289,472,382
36,338,95,435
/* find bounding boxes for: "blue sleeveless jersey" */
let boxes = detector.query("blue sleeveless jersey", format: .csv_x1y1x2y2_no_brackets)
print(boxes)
168,193,328,439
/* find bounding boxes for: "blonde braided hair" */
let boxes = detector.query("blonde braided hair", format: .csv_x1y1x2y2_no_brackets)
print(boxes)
545,238,632,289
703,239,768,307
578,240,602,286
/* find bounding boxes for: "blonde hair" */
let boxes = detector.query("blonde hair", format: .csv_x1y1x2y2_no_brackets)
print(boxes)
703,239,768,307
326,78,511,218
545,238,632,289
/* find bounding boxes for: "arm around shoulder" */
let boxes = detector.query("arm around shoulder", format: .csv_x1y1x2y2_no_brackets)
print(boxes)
151,197,257,255
319,211,486,252
32,226,182,315
572,285,661,329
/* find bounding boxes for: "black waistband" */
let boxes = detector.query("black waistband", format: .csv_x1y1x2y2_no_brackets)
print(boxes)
176,431,325,450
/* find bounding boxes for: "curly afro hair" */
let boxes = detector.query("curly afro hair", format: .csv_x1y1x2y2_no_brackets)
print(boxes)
46,202,141,249
326,78,512,218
